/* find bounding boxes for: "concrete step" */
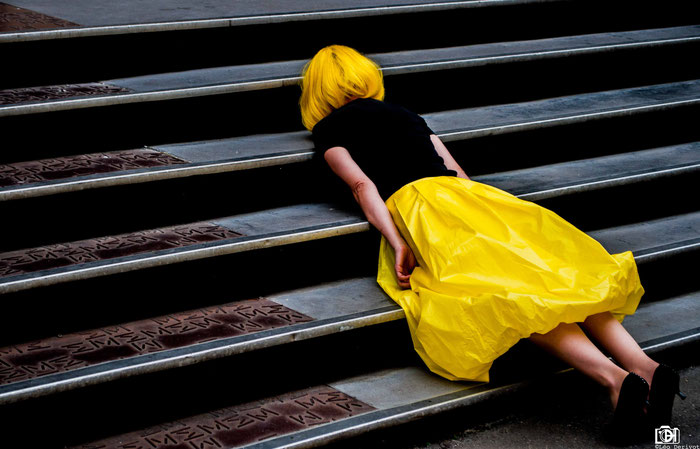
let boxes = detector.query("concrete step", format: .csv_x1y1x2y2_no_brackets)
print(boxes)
1,3,697,448
2,81,698,201
66,290,700,449
5,0,698,90
2,145,698,293
465,142,700,201
2,25,698,116
4,37,700,162
0,0,555,41
0,203,365,294
0,212,697,404
0,0,611,89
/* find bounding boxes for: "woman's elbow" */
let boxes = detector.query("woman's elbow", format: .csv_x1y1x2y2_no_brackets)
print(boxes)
352,179,381,207
351,179,369,202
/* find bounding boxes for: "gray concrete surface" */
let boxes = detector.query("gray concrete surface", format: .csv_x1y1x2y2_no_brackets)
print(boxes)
326,362,700,448
4,0,490,27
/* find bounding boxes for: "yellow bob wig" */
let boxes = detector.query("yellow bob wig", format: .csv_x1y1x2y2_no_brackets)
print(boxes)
300,45,385,131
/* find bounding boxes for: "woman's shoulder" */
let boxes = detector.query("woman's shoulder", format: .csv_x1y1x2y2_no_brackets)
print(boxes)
312,98,430,140
312,98,375,136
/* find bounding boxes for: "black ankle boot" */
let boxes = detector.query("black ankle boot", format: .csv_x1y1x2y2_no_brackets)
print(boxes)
649,363,687,427
607,372,650,446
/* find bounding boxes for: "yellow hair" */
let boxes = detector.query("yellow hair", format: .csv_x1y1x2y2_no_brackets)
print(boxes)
299,45,385,131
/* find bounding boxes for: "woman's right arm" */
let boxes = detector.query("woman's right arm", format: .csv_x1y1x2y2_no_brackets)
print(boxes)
323,146,416,288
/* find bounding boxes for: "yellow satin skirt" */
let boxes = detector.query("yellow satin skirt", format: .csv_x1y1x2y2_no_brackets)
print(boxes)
377,176,644,383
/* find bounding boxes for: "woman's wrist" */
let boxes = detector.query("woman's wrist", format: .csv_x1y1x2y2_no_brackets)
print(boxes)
388,235,408,252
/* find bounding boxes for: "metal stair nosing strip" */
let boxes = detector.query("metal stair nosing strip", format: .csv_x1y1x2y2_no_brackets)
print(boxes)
432,79,700,142
238,292,700,449
588,212,700,263
66,291,700,449
0,212,697,405
474,141,700,201
1,154,699,294
0,0,568,43
0,207,369,295
2,79,700,201
1,146,699,293
2,25,699,117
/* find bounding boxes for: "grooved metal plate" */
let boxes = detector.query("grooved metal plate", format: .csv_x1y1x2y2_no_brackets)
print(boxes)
0,222,243,278
0,2,76,32
0,82,129,105
0,298,312,385
74,385,375,448
0,149,186,187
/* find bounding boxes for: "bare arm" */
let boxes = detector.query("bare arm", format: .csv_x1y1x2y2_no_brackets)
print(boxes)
324,146,416,288
430,134,469,179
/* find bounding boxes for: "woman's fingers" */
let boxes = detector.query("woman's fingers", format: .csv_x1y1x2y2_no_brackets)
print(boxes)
395,263,412,289
396,269,410,280
407,250,417,273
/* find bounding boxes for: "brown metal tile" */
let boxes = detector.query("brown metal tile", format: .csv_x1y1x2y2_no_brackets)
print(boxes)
0,149,187,188
0,298,313,385
0,82,130,105
74,385,375,448
0,3,77,32
0,223,243,278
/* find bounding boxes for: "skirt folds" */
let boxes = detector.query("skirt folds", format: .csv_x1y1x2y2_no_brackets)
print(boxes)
377,176,644,382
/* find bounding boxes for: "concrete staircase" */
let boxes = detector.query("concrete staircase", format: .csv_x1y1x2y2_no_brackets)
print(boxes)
1,1,698,447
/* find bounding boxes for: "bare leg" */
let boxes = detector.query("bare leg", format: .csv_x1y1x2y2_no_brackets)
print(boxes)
580,311,659,387
528,321,628,408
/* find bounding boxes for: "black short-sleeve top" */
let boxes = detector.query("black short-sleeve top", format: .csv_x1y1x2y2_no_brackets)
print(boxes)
311,98,457,200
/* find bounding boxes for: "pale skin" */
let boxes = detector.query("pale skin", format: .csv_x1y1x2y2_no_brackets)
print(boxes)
324,132,659,410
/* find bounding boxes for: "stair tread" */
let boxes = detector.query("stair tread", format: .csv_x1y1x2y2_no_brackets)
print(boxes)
1,213,698,403
67,290,700,449
0,203,366,293
476,141,700,200
2,25,698,114
1,0,553,41
2,147,699,292
2,4,698,449
2,80,699,201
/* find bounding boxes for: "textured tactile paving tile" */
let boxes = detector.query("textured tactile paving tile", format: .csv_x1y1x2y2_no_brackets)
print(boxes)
0,2,77,32
0,149,187,188
74,385,375,448
0,82,130,105
0,298,313,385
0,223,243,278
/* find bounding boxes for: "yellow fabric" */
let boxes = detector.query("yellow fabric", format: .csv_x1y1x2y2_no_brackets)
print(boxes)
377,176,644,383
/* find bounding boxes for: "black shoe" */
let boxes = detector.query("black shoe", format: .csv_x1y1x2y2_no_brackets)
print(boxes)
648,363,687,427
606,372,650,446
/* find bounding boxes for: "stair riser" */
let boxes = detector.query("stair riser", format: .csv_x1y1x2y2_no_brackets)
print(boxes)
0,319,415,449
2,0,697,89
446,105,700,175
322,338,700,449
3,41,700,164
1,4,698,447
2,308,698,449
2,104,699,253
0,174,697,347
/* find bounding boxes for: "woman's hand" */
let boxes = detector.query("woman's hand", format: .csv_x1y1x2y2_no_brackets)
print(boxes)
394,242,417,289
